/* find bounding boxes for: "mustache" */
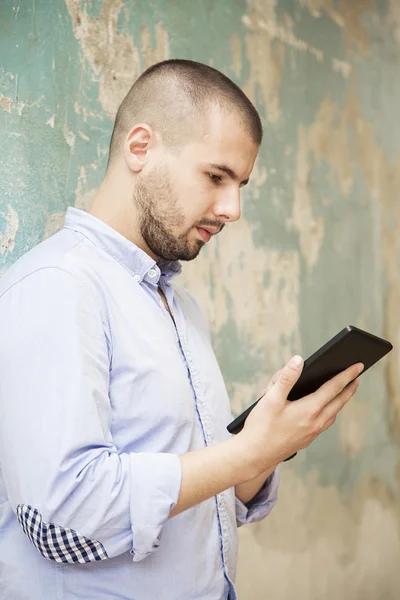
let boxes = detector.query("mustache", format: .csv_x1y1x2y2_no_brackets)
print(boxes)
194,219,225,233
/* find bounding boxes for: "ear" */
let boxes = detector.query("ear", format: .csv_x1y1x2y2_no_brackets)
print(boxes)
123,124,154,173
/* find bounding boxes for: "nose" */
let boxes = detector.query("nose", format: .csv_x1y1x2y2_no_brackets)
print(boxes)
213,188,241,223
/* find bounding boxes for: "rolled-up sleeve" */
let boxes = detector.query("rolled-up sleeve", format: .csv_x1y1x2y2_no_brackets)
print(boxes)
0,267,182,564
235,467,280,526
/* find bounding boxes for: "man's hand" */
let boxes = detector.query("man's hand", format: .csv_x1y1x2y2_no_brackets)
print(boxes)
238,355,363,476
170,356,362,518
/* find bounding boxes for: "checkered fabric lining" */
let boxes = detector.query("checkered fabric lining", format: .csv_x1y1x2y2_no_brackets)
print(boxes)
16,504,109,564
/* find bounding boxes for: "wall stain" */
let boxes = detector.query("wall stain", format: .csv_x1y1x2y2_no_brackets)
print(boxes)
296,84,400,440
387,0,400,45
302,0,373,56
181,217,300,413
287,95,355,268
0,205,19,255
242,0,285,123
343,88,400,440
339,394,369,455
243,0,353,84
42,165,96,239
288,124,325,269
231,32,242,78
0,91,25,116
237,467,400,600
65,0,169,118
0,94,12,114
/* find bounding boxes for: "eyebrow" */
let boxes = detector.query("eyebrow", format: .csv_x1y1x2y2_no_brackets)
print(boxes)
208,163,249,186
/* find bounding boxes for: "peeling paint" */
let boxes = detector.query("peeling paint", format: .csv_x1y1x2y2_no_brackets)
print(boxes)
73,166,96,211
65,0,169,117
231,33,242,78
140,22,170,71
332,57,352,78
0,92,25,116
0,206,19,255
45,114,55,128
288,85,400,437
0,94,12,113
65,0,141,116
250,158,268,199
287,125,325,269
287,93,360,267
242,0,284,123
78,130,90,142
341,90,400,440
74,101,105,122
242,12,323,61
42,212,66,240
243,3,352,79
339,395,370,455
181,218,300,412
302,0,373,56
0,96,34,117
42,165,96,240
237,468,400,599
63,123,76,148
387,0,400,45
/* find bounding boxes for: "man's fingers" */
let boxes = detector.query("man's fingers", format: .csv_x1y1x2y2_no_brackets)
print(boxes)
312,362,363,411
319,379,359,429
271,355,304,400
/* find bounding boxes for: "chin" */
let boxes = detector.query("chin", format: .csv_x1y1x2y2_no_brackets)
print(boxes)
172,241,204,262
181,252,201,262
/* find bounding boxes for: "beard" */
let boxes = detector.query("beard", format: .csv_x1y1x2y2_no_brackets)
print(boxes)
133,164,209,262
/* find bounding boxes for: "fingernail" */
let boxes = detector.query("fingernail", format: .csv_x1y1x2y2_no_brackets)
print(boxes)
358,364,364,374
289,355,303,369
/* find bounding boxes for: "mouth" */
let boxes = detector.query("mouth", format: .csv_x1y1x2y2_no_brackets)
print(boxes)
196,225,221,243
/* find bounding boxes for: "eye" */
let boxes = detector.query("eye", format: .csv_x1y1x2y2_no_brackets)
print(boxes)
208,173,222,184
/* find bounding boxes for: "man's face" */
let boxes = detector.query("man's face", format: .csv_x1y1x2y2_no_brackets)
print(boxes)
133,107,259,262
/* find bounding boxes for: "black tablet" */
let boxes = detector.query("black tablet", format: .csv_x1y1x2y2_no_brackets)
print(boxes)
227,326,393,444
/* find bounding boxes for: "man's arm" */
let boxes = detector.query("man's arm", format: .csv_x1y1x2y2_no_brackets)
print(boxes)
170,356,362,517
0,267,362,562
0,268,182,564
234,468,276,506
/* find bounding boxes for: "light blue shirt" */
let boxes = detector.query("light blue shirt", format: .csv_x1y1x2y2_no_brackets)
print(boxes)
0,208,279,600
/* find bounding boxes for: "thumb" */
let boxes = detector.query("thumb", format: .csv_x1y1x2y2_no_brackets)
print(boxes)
271,355,304,401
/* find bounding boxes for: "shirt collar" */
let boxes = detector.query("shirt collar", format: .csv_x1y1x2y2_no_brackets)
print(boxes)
63,208,182,285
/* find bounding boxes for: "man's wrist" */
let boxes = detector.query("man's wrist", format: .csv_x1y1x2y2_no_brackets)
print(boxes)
228,432,276,484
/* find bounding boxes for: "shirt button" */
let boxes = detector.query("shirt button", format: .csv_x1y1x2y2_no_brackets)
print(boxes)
148,268,157,278
133,274,141,283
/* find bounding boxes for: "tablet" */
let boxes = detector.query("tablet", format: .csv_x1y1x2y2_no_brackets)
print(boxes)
227,326,393,441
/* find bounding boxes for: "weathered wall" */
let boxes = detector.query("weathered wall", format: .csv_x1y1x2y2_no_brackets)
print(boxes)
1,1,400,598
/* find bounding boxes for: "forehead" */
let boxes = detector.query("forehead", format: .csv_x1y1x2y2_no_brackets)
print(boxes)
180,106,259,177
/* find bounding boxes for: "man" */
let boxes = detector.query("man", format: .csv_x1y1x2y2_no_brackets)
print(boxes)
0,60,361,600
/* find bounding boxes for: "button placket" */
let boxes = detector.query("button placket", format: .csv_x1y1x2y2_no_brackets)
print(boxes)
172,309,232,585
178,332,232,575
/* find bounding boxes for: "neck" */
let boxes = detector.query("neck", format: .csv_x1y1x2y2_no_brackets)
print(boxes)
89,169,159,261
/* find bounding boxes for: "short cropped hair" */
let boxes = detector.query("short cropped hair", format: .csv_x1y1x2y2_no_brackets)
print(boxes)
107,59,262,167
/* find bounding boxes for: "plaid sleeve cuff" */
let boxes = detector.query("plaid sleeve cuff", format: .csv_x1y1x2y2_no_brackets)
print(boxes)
235,467,280,526
16,504,108,563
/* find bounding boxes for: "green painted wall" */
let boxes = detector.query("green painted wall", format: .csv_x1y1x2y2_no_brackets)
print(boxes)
1,1,400,597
